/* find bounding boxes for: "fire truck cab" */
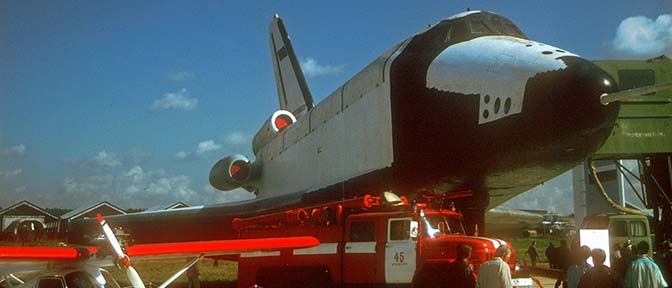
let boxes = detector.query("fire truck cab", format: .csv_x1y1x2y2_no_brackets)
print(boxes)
234,195,521,287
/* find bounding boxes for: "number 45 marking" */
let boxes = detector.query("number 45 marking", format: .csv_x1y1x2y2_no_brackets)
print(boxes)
394,252,405,263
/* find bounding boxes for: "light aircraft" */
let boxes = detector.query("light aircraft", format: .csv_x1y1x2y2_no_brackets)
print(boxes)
484,207,544,237
68,10,671,243
0,214,319,288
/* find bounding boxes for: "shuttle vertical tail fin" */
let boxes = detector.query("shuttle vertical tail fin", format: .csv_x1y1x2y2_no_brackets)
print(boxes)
269,15,314,115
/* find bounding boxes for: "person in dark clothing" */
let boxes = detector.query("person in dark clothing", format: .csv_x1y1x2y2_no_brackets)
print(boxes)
527,241,540,267
547,242,557,269
412,244,476,288
447,244,477,288
566,246,592,288
612,242,634,284
554,240,571,288
578,248,618,288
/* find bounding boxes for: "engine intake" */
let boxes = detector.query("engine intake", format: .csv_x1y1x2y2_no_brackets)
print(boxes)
252,110,297,155
209,154,258,192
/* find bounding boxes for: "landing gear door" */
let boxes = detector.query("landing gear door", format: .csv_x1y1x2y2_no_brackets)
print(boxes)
385,217,417,284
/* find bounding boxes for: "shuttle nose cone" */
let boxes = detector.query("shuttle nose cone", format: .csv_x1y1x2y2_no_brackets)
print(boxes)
525,56,620,140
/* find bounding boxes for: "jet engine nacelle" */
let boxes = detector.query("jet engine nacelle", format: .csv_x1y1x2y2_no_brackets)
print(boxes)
252,110,297,155
209,154,259,192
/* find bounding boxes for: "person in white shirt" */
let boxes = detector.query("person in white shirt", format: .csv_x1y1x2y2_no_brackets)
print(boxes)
477,245,513,288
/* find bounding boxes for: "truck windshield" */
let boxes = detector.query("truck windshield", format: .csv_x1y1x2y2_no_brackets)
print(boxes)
422,214,465,237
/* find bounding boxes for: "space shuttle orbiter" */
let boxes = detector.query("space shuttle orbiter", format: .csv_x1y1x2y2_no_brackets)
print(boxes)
71,11,653,242
209,11,621,233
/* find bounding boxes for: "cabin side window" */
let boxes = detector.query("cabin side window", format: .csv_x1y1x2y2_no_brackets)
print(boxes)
610,220,627,237
350,221,375,242
629,220,647,237
389,219,412,241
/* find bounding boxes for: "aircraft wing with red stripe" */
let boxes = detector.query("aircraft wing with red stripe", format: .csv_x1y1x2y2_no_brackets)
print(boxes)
126,236,320,259
0,246,98,274
0,236,319,275
0,246,98,260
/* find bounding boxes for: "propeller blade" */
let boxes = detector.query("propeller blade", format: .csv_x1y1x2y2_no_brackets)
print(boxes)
96,213,125,259
600,82,672,105
97,214,146,288
158,255,203,288
126,266,146,288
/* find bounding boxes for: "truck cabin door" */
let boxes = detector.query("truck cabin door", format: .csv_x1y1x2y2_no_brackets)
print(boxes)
343,220,380,284
385,217,418,284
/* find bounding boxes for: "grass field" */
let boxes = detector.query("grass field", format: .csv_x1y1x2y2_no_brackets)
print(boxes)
510,237,565,268
106,258,238,288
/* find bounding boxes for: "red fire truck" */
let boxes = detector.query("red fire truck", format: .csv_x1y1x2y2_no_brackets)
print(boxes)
231,193,532,287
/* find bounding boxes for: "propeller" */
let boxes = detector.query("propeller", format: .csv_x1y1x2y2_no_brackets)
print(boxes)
600,82,672,105
157,255,203,288
96,213,146,288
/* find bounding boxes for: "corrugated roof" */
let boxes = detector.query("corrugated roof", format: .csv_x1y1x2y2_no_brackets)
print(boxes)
0,200,58,220
144,201,189,212
61,201,126,220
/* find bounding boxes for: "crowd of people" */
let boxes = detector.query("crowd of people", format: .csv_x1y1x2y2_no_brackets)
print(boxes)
544,239,668,288
413,240,668,288
413,244,513,288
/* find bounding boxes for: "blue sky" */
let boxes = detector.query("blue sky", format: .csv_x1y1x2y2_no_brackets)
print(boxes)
1,1,670,210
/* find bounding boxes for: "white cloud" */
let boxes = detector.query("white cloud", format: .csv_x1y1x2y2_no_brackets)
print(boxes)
222,132,249,146
205,184,256,203
167,71,196,81
300,57,344,78
54,146,255,208
612,14,672,58
61,166,205,209
175,151,191,159
0,169,22,177
124,165,145,181
15,186,27,193
94,151,121,168
1,144,26,156
176,134,249,161
500,172,574,215
196,140,222,155
150,88,198,111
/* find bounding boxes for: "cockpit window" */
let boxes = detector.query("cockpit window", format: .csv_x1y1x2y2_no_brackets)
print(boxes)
65,271,95,288
463,14,526,39
501,23,523,37
101,270,121,288
443,26,453,43
38,278,64,288
469,20,490,34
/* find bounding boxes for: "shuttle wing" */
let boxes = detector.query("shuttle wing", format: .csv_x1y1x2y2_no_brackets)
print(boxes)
269,15,314,115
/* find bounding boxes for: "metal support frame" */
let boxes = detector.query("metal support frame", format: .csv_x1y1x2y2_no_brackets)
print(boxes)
591,155,672,259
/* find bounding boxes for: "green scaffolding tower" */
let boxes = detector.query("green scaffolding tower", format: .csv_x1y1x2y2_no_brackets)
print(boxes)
591,55,672,257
